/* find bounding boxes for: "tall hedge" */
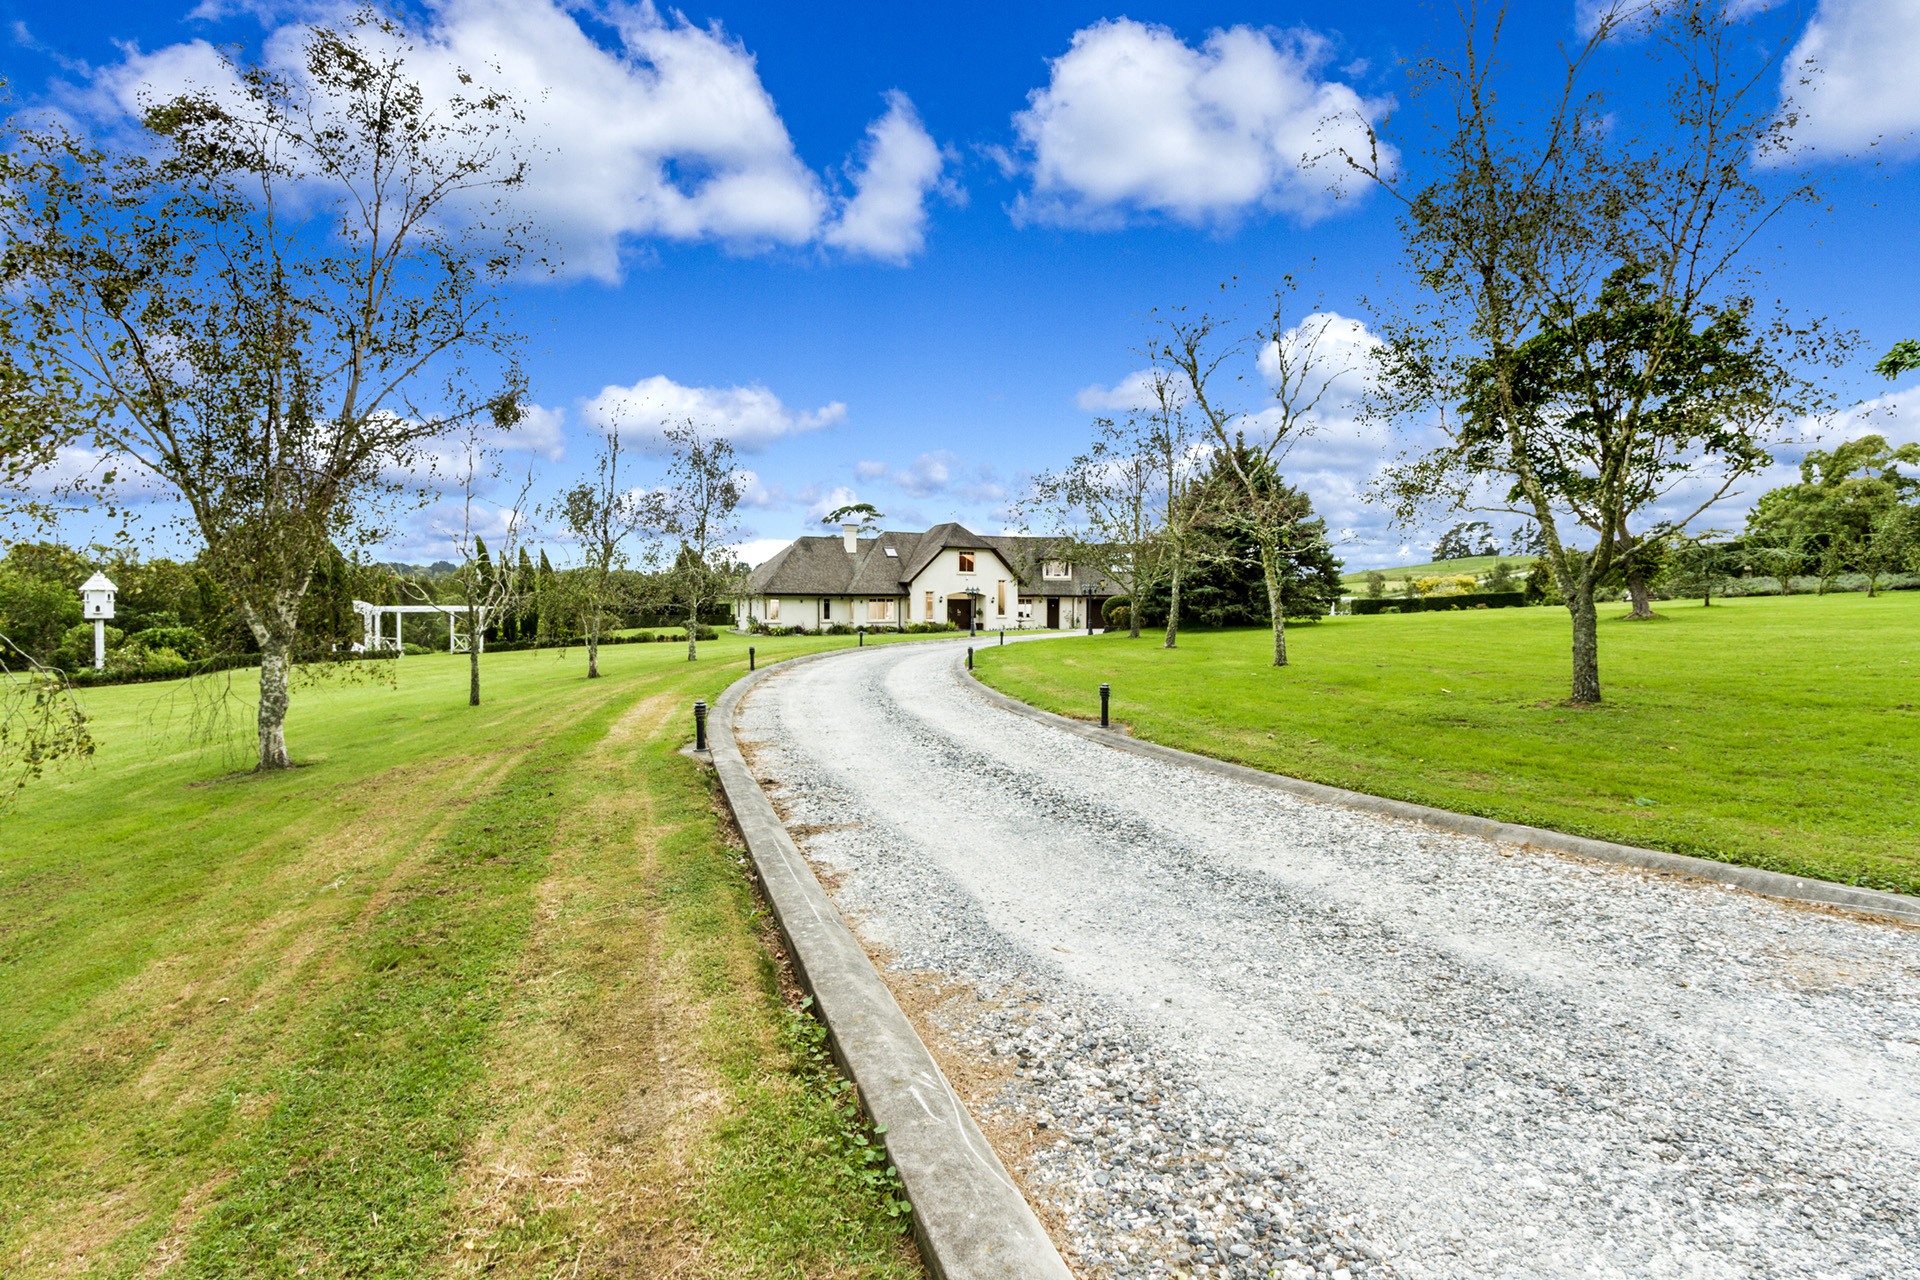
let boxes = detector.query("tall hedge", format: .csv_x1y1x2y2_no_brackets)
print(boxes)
1350,591,1526,615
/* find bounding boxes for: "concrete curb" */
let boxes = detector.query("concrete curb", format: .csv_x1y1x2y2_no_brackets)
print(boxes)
955,653,1920,927
708,641,1076,1280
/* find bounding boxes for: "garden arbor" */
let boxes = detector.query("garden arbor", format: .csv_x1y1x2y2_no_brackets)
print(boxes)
353,601,492,655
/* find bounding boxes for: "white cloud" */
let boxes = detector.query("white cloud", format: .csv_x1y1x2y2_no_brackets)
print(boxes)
375,488,531,562
583,375,845,453
737,536,792,567
1074,369,1187,412
1775,0,1920,160
15,445,171,500
511,404,568,462
734,468,787,508
823,90,951,262
804,485,861,523
1010,19,1393,228
855,450,1006,502
78,0,947,279
1256,310,1380,404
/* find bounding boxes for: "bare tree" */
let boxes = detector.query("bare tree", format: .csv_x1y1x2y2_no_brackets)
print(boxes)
1024,413,1167,639
440,415,537,704
0,8,535,769
1154,284,1346,666
1348,1,1847,702
643,421,743,662
544,428,651,679
1139,369,1203,648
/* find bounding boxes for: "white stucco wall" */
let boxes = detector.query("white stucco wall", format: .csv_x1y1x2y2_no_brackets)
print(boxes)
735,540,1099,631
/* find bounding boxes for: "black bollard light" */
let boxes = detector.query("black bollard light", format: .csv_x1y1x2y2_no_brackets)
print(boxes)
1099,683,1110,728
1000,628,1005,646
749,646,755,671
694,699,708,751
858,630,864,647
967,646,974,670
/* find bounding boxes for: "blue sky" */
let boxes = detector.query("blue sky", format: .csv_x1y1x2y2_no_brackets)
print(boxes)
7,0,1918,569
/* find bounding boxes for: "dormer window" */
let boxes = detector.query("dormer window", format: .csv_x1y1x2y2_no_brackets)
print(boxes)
958,551,976,572
1043,560,1071,579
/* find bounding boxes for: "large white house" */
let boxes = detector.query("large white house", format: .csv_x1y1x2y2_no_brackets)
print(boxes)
735,522,1114,631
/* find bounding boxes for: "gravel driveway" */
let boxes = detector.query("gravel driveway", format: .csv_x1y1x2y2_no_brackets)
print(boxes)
733,639,1920,1280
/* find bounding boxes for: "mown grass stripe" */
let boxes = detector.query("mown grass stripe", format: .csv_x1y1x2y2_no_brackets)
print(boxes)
179,704,622,1278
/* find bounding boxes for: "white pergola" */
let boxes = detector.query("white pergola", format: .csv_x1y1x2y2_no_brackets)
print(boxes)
352,600,491,655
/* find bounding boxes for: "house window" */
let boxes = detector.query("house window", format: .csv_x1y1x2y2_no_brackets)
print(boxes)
1043,560,1071,579
767,598,780,621
1018,597,1035,620
958,551,976,572
822,598,831,619
924,590,933,620
869,599,896,622
997,580,1007,614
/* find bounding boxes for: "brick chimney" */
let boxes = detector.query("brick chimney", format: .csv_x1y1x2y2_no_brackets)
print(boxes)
842,523,858,553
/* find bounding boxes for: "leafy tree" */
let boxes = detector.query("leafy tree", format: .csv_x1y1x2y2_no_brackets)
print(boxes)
1744,435,1920,595
1853,507,1919,597
0,10,535,769
1432,521,1497,561
1136,445,1342,626
1875,341,1919,380
0,565,82,664
1665,536,1740,606
821,503,885,533
1484,560,1516,591
1353,3,1847,702
1364,569,1387,598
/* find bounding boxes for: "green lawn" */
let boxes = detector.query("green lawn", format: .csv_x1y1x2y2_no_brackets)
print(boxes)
975,593,1920,896
1339,554,1537,586
1,632,928,1279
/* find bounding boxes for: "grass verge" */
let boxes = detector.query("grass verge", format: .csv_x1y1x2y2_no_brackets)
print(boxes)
975,592,1920,896
1,632,926,1278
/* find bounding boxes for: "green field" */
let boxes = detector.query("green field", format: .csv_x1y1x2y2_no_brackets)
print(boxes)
975,593,1920,896
1339,554,1538,587
1,633,928,1280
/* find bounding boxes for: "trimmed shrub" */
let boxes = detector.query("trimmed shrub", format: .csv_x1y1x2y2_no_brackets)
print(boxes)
126,625,209,660
1351,591,1525,615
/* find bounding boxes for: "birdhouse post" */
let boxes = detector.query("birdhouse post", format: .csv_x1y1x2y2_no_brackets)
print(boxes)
79,572,117,671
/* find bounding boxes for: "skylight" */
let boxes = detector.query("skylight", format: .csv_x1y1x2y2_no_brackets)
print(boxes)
884,547,898,557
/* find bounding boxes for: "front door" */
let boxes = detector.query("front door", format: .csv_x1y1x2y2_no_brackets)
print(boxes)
947,597,973,631
1046,597,1060,629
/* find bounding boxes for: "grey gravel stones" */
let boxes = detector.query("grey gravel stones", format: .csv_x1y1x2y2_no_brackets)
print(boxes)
736,642,1920,1279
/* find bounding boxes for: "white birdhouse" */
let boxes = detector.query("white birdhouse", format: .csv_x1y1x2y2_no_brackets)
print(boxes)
80,571,117,621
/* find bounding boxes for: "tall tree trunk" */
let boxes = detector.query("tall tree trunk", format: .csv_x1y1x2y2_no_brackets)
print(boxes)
241,597,301,771
1163,556,1182,649
1617,519,1654,619
1624,564,1654,618
686,605,698,661
466,600,482,705
1260,542,1288,668
1567,586,1601,704
255,633,293,770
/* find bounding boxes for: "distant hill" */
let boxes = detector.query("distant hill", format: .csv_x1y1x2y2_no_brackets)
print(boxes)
1338,554,1538,588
